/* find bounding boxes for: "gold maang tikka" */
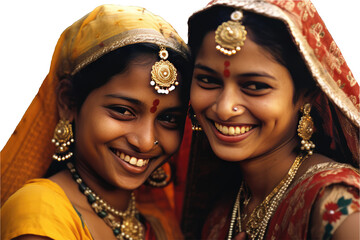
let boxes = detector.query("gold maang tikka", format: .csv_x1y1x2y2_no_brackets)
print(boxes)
215,10,247,56
150,46,179,94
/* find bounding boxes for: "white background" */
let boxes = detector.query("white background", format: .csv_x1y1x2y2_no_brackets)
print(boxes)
1,0,359,149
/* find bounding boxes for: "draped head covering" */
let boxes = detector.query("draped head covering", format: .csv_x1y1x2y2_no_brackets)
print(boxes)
1,4,190,216
181,0,359,238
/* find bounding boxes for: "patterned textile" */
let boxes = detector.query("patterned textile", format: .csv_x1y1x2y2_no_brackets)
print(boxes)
200,164,360,240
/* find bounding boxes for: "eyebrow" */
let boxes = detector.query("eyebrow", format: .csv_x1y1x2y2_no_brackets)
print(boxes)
194,63,218,75
105,94,143,106
105,94,184,111
194,63,276,80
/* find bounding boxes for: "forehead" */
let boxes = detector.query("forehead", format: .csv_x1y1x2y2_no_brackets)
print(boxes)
196,31,276,67
96,57,184,106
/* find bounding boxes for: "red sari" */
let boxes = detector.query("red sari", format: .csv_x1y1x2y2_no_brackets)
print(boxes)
201,163,360,240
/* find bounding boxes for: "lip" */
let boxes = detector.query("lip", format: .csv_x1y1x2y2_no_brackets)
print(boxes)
211,121,256,143
109,147,155,174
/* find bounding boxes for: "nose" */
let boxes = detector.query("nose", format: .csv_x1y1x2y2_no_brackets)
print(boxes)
212,85,245,121
126,119,157,153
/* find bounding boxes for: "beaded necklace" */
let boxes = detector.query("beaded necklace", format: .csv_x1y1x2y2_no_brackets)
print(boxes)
67,162,145,240
227,153,308,240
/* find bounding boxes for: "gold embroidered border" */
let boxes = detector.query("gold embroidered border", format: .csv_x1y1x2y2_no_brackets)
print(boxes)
72,28,189,75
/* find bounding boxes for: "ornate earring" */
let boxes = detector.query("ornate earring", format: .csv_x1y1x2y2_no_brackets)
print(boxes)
150,46,179,94
215,9,247,56
297,103,315,155
145,166,171,188
52,119,74,161
188,106,202,131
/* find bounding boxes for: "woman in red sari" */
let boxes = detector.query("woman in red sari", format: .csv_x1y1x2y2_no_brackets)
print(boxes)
181,0,360,239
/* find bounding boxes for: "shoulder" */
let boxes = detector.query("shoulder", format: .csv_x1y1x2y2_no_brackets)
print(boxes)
1,178,90,240
309,183,360,239
295,162,359,189
266,162,359,239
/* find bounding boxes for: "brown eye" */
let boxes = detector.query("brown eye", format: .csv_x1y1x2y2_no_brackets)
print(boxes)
106,105,135,120
243,82,271,91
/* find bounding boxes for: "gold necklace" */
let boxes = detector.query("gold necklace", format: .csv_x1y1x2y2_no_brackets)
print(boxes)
227,153,308,240
67,162,145,240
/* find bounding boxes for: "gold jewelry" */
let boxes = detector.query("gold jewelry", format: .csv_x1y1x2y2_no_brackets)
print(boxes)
145,166,171,187
150,46,178,94
228,153,309,240
215,10,247,56
67,162,144,240
51,119,74,161
297,103,315,155
188,106,202,131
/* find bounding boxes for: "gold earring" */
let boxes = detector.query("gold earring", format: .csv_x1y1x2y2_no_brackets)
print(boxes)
215,9,247,56
150,46,178,94
145,166,171,188
52,119,74,161
297,103,315,155
188,106,202,131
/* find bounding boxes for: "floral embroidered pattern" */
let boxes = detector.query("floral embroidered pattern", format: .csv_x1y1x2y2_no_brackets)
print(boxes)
297,0,316,21
321,186,360,240
347,71,356,87
326,41,345,75
310,23,325,47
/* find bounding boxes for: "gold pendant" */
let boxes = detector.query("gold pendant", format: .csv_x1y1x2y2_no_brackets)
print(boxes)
215,10,247,56
150,47,178,94
121,216,145,240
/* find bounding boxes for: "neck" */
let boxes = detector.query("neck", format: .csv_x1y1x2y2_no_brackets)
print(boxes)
74,161,132,212
239,136,299,201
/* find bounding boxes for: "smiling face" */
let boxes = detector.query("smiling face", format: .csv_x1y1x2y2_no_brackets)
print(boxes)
190,32,303,162
71,54,186,190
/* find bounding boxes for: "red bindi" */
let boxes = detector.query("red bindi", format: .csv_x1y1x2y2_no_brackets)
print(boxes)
223,61,231,78
150,99,160,113
223,69,230,78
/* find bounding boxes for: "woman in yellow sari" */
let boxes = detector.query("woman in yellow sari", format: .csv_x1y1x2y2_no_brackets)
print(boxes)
1,4,191,240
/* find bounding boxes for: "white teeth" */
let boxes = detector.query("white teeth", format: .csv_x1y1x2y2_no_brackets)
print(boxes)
130,157,137,165
114,149,150,167
136,159,144,167
229,126,235,135
215,122,253,136
241,126,245,134
235,126,240,134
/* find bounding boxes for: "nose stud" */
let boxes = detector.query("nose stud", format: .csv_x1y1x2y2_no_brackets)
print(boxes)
232,106,239,112
154,140,159,145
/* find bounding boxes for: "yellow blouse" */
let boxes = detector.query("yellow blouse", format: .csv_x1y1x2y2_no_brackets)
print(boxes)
1,179,93,240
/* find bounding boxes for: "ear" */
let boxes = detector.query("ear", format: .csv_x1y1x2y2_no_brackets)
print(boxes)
56,79,76,121
295,87,321,110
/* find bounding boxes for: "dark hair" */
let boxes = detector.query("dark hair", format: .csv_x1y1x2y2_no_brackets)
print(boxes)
188,5,316,102
71,43,192,109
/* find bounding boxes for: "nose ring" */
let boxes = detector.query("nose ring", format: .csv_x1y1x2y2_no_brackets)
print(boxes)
154,140,159,145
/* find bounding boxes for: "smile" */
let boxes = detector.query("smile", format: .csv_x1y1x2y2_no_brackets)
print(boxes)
214,122,253,136
111,149,150,167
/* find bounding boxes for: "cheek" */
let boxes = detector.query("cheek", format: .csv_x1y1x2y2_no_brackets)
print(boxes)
190,82,216,113
159,130,182,155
